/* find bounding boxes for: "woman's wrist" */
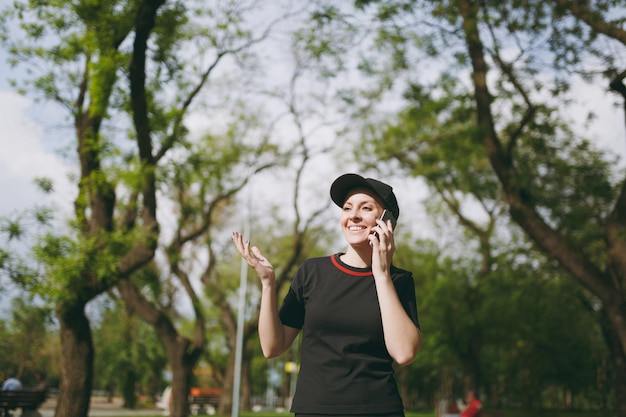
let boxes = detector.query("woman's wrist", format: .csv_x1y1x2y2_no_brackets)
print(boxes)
372,270,392,283
261,279,276,290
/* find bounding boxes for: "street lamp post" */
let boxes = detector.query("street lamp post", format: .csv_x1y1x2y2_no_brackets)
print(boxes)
232,197,250,417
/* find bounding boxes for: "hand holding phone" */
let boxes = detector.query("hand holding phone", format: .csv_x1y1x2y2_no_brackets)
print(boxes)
372,209,397,243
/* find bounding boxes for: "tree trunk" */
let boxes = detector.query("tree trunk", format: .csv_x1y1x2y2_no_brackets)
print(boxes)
122,316,138,409
600,309,626,417
461,286,482,395
395,366,411,409
117,279,203,417
241,351,252,411
55,303,94,417
218,352,235,415
168,350,195,417
122,367,138,409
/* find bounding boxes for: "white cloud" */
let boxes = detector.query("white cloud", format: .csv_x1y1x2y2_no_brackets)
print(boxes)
0,91,74,216
569,78,626,165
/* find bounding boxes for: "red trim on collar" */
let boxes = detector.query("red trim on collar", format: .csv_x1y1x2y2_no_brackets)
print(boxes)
330,254,373,277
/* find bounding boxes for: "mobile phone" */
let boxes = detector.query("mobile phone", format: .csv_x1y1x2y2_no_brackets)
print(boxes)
379,209,397,228
372,209,397,243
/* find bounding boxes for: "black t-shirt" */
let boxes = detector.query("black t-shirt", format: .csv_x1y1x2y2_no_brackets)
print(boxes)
279,254,420,415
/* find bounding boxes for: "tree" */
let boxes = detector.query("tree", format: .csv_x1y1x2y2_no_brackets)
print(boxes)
0,1,288,416
117,127,279,416
0,298,57,385
92,299,168,407
452,2,626,414
337,0,625,413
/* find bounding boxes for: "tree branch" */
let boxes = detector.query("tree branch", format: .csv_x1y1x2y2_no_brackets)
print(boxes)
154,8,298,162
118,0,167,277
484,17,537,159
552,0,626,45
606,70,626,282
456,0,615,303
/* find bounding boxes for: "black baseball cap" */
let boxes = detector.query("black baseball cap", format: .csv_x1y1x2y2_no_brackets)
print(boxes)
330,173,400,221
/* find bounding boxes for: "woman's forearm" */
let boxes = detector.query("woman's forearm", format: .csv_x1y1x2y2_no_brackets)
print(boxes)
374,276,422,365
258,283,295,358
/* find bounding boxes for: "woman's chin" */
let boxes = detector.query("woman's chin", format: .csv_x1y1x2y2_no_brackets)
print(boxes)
346,237,373,248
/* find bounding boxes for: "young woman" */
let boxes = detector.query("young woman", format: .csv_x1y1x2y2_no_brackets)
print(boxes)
232,173,422,416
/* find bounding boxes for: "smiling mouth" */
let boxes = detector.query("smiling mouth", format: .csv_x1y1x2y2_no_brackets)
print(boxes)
348,226,368,231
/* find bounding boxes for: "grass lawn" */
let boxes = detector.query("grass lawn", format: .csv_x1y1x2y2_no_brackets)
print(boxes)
109,410,612,417
110,412,435,417
118,410,612,417
236,410,610,417
483,410,613,417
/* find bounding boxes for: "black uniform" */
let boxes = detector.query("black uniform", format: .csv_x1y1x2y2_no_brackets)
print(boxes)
279,254,420,416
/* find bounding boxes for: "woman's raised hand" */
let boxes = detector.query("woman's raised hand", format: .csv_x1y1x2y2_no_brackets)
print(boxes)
232,231,275,286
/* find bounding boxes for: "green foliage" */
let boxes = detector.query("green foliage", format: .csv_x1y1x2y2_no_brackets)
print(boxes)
34,177,54,193
17,225,143,304
291,5,359,79
0,211,46,289
478,261,605,404
1,218,25,240
0,298,59,386
397,235,609,408
362,75,499,198
0,248,8,273
93,301,168,398
367,66,618,265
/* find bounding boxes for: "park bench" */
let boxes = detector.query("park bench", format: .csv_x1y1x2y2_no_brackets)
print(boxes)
0,391,46,417
188,387,221,415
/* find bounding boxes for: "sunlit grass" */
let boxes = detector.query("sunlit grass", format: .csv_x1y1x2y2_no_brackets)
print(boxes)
109,409,612,417
115,412,436,417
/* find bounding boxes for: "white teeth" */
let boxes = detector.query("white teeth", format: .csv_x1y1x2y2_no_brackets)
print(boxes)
348,226,366,231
